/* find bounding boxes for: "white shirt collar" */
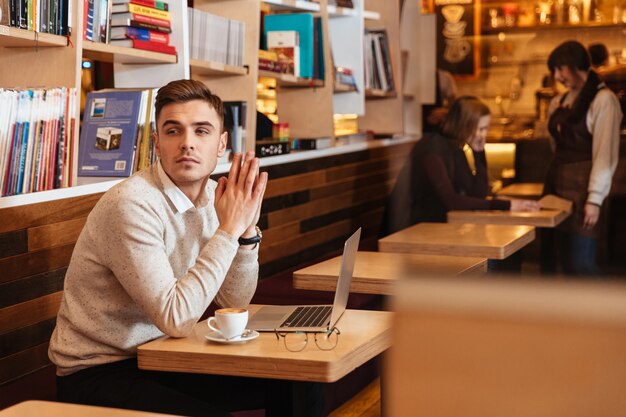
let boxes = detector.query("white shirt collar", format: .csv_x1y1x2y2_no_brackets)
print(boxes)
157,160,195,213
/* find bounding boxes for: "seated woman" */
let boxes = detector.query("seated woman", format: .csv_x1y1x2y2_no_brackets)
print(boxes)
380,96,540,237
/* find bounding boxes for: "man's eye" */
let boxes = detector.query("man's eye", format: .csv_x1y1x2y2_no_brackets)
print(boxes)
197,128,210,135
165,128,179,135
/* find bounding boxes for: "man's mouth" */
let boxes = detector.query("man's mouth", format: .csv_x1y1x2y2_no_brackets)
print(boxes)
176,156,199,163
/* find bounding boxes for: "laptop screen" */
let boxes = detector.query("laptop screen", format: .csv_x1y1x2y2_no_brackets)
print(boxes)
329,227,361,328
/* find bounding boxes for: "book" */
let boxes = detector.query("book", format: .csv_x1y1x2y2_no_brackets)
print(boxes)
267,30,300,77
223,101,246,154
1,0,10,25
111,2,169,20
255,140,290,158
112,0,168,11
78,90,145,177
264,13,315,78
110,25,169,43
109,16,171,32
110,11,170,28
110,38,176,54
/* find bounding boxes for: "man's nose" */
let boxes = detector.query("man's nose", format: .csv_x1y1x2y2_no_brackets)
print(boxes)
180,131,195,150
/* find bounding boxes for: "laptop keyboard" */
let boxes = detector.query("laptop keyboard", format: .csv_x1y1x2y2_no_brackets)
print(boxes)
280,306,332,328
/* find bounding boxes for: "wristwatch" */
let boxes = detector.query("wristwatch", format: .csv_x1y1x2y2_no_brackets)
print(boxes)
238,226,262,246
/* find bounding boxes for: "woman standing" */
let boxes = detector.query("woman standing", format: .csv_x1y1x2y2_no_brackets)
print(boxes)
380,96,540,237
542,40,622,275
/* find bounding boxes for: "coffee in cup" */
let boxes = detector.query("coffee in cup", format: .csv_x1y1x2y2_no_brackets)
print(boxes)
207,308,248,340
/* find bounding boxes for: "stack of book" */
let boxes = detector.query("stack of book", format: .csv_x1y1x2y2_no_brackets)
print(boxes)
109,0,176,55
266,30,300,76
78,88,158,178
1,0,72,35
263,13,325,80
364,29,395,93
0,87,77,196
258,50,281,73
188,8,245,67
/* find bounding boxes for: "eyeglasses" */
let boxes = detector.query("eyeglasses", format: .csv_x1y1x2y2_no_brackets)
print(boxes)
274,327,341,352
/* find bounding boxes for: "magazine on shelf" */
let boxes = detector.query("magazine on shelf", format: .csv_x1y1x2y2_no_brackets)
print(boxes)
267,30,300,76
78,89,146,177
112,0,169,11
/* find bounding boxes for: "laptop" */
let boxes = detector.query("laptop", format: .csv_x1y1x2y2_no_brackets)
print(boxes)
248,227,361,332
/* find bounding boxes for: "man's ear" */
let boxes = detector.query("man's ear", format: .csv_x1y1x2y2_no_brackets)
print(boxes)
153,132,161,157
217,131,228,157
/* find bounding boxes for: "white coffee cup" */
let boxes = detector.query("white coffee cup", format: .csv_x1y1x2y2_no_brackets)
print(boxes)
207,308,248,340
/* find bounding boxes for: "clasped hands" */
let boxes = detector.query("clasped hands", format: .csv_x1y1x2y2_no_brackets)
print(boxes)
215,151,268,242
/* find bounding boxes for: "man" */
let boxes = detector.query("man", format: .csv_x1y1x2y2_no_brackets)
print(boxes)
48,79,317,416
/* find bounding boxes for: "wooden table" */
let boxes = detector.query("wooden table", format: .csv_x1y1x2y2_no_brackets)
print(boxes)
378,223,535,259
496,182,543,199
0,401,180,417
385,277,626,417
138,305,392,383
293,251,487,295
447,209,569,228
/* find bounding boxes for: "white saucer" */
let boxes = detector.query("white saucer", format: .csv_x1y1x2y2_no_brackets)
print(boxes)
205,330,259,344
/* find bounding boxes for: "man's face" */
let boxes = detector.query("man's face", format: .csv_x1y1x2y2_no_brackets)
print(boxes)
553,65,584,90
154,100,227,192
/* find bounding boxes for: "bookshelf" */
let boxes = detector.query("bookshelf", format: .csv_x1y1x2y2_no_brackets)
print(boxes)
358,0,404,135
0,0,405,204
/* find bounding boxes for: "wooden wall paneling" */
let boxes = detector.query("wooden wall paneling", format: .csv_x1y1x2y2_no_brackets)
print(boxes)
267,179,391,228
264,170,327,199
311,162,403,200
0,245,74,285
0,194,102,234
0,343,50,386
0,269,66,309
27,218,87,252
0,319,56,359
0,292,63,336
0,230,28,259
261,222,301,246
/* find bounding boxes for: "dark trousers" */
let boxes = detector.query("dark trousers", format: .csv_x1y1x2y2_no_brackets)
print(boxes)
56,359,324,417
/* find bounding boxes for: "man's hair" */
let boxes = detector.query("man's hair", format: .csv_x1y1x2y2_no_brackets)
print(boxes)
440,96,490,147
547,40,591,74
154,79,224,130
588,43,609,68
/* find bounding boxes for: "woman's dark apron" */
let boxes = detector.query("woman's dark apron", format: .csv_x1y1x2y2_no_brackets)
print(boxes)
544,88,603,238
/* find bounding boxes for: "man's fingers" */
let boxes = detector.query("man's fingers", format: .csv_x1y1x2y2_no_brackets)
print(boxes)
227,153,243,187
238,151,255,189
215,177,226,202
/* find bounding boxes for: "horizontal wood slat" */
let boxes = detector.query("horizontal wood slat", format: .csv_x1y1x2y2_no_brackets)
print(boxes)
0,193,102,234
267,180,392,228
0,245,73,285
0,342,50,386
0,318,56,359
0,292,63,335
0,230,28,259
261,221,300,244
27,218,87,252
0,268,66,309
264,170,326,199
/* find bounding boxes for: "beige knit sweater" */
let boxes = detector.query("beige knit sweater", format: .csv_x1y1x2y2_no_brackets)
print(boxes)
49,164,259,376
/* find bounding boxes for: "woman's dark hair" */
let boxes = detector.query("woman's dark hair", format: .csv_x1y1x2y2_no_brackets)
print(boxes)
588,43,609,67
547,40,591,74
440,96,490,147
154,79,224,131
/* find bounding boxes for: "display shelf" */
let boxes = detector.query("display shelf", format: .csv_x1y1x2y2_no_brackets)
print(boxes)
334,83,358,93
362,10,380,20
83,41,178,64
259,70,324,87
262,0,320,12
0,26,69,47
365,88,396,99
481,22,624,35
327,5,358,17
190,59,248,76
